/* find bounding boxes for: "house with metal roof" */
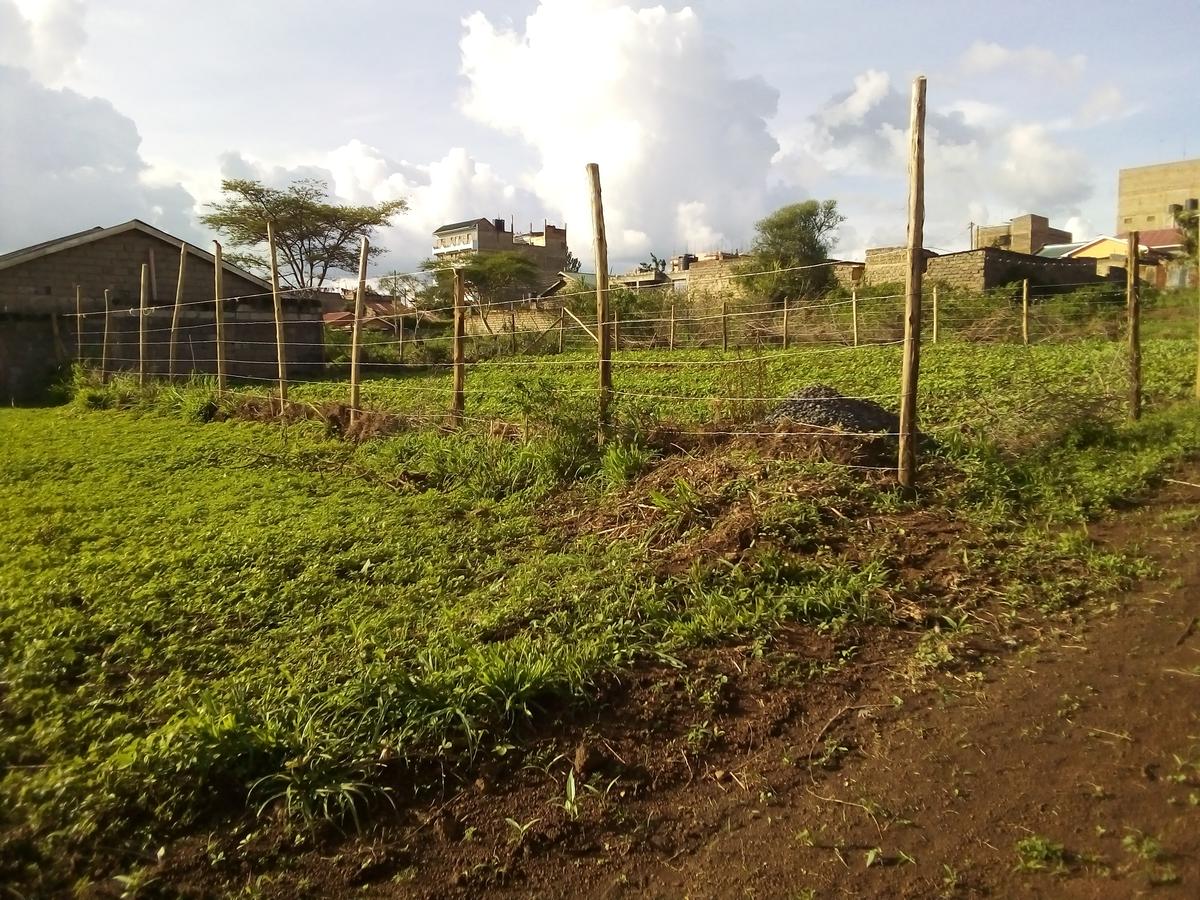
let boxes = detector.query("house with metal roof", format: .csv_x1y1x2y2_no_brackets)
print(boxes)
0,219,323,401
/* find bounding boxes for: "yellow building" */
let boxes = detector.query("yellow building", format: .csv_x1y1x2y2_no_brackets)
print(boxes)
1117,158,1200,234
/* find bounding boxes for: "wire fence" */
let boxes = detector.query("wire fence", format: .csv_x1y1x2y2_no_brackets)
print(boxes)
63,250,1199,480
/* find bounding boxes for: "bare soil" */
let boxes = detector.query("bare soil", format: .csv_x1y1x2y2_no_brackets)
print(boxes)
146,469,1200,899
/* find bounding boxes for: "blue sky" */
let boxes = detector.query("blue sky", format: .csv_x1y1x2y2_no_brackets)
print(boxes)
2,0,1198,275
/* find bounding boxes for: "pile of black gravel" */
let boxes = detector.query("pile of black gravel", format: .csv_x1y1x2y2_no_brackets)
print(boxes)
764,384,902,437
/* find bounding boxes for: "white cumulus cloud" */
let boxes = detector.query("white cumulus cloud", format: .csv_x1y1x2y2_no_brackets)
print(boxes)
0,0,198,253
960,41,1087,83
458,0,781,266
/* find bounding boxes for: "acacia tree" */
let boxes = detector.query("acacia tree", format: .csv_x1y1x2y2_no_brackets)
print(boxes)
200,178,406,289
740,200,845,302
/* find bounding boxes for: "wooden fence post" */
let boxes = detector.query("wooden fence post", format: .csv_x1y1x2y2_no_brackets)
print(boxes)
721,299,729,351
587,162,612,436
1195,250,1200,399
782,298,790,349
558,307,565,353
213,242,227,395
851,289,859,347
139,263,149,387
897,75,926,493
350,236,369,426
613,309,621,351
168,242,188,379
509,310,517,354
932,285,939,344
101,289,112,382
74,285,83,364
1128,231,1142,421
451,268,466,427
266,221,288,406
1021,278,1030,345
669,301,676,350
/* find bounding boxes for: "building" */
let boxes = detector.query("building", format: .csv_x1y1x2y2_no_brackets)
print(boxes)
973,214,1072,255
855,243,1113,292
1117,158,1200,234
0,219,323,401
1040,233,1191,289
431,217,570,283
666,251,745,297
862,247,937,286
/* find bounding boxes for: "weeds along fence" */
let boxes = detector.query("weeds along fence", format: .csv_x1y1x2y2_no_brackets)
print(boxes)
66,78,1200,483
73,225,1195,483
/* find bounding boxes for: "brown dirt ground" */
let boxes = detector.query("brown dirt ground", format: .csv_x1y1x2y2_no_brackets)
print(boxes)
141,467,1199,899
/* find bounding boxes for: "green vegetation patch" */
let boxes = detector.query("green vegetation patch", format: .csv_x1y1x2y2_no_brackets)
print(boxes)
3,338,1200,888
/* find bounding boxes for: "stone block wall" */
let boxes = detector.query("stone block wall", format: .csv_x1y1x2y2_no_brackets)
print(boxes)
925,248,1112,291
2,302,325,402
0,230,267,315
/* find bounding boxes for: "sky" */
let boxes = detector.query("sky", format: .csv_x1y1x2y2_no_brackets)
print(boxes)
2,0,1198,277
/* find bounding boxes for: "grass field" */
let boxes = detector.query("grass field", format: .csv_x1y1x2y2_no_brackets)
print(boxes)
4,338,1200,891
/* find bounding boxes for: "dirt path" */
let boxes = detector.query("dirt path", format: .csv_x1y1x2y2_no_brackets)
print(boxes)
609,481,1200,898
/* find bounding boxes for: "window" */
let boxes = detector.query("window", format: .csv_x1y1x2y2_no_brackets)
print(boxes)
1123,217,1132,224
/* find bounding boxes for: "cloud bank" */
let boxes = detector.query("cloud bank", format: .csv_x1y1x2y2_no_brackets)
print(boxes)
459,0,780,267
0,0,197,251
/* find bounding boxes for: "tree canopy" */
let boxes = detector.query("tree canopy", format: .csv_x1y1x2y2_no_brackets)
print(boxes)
1174,207,1199,265
740,200,845,302
199,178,406,289
418,251,545,321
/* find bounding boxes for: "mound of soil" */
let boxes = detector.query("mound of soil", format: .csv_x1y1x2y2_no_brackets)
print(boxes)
764,384,902,436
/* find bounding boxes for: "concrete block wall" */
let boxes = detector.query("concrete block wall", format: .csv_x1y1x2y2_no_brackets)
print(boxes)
2,304,325,402
0,230,267,316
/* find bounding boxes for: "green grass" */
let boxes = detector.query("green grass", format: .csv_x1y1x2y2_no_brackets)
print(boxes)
4,338,1200,890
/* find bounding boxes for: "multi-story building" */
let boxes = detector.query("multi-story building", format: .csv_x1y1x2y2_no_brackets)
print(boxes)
1117,158,1200,234
431,217,569,283
973,213,1072,255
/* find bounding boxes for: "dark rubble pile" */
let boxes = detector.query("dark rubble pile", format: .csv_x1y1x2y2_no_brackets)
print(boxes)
763,384,902,437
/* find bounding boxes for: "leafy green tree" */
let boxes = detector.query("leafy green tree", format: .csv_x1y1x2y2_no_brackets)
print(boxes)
1174,207,1199,264
564,249,583,273
739,200,845,302
638,252,667,274
419,251,545,329
200,178,406,289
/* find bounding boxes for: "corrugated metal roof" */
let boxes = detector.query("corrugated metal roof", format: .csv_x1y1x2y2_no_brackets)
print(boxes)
433,218,491,235
1037,241,1090,259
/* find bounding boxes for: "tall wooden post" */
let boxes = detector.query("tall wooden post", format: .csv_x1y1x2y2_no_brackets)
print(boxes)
782,298,790,349
587,163,612,435
851,289,859,347
1021,279,1030,345
1128,231,1142,421
669,302,676,350
931,286,939,343
266,221,288,405
451,268,466,427
721,299,729,351
138,263,150,387
168,242,188,379
509,310,517,354
101,289,112,382
897,75,926,493
148,249,158,302
350,236,369,426
74,285,83,364
213,242,227,395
